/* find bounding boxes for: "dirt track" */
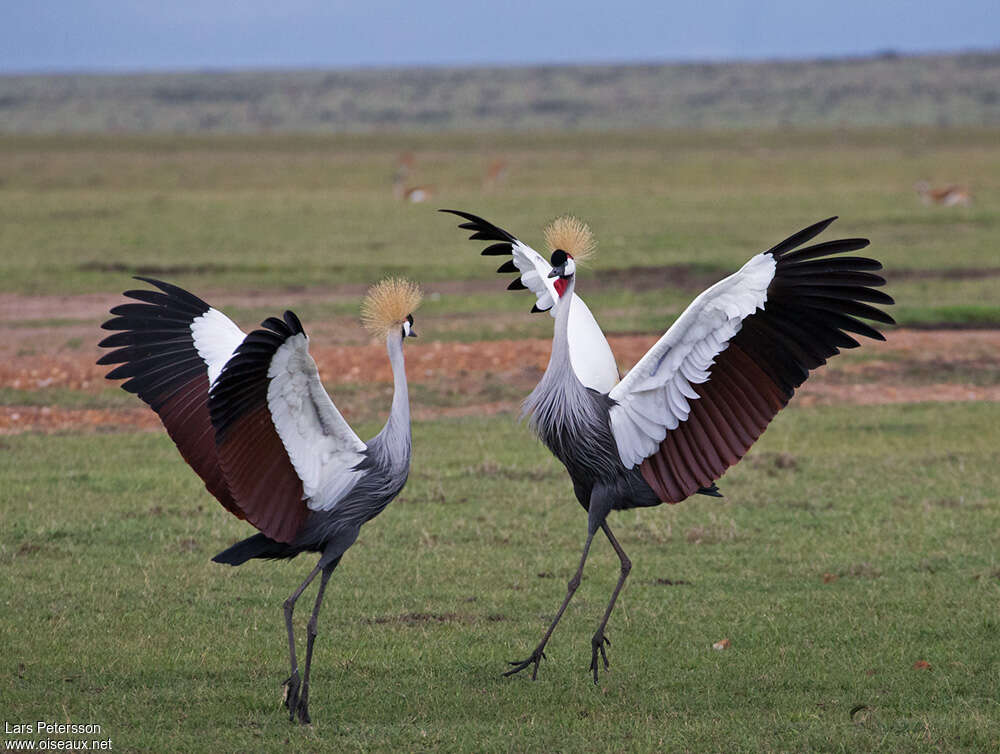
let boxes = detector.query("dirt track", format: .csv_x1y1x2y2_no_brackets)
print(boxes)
2,294,998,435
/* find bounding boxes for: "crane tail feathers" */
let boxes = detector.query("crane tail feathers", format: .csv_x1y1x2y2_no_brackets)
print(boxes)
697,483,723,498
212,533,298,565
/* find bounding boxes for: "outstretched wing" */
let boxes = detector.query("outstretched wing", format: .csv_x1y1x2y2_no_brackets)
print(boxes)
209,312,367,543
441,208,619,393
440,208,560,314
101,279,367,545
608,218,895,502
98,277,246,516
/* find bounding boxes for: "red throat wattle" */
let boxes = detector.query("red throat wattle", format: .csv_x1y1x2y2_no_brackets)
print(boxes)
554,278,569,297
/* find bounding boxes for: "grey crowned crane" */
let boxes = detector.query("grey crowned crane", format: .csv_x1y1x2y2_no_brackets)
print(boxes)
443,210,895,683
98,277,422,723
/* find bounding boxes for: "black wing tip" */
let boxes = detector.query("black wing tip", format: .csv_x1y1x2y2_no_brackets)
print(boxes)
802,216,839,237
121,276,211,315
283,310,305,336
441,208,516,243
813,216,838,233
439,208,479,222
507,278,527,291
130,275,179,295
768,216,841,258
482,243,513,256
132,275,166,285
259,310,305,339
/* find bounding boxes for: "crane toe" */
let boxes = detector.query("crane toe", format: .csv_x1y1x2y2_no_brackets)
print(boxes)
590,633,611,684
282,671,302,722
296,696,311,725
503,648,547,680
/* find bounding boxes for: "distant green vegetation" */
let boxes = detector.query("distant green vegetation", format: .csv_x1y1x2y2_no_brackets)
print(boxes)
1,127,998,329
2,403,998,751
1,52,998,133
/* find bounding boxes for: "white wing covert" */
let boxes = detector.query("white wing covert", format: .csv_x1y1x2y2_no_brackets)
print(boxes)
190,307,247,386
266,332,368,511
209,311,369,543
608,253,776,468
508,239,560,314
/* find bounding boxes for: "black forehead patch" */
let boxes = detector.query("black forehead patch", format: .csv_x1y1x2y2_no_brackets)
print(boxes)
549,249,568,266
406,314,414,324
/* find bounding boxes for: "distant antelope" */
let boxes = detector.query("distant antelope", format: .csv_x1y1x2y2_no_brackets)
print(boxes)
393,181,435,203
915,181,972,207
392,151,434,203
483,158,509,191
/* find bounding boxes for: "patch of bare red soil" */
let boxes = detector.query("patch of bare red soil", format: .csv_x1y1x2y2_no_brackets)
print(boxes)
1,328,997,434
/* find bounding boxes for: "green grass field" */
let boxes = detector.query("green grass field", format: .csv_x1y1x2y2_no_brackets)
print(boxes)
2,404,998,751
1,128,999,751
2,128,999,332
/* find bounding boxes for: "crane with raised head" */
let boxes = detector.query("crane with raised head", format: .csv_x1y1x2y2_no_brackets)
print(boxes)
98,276,422,723
442,209,895,683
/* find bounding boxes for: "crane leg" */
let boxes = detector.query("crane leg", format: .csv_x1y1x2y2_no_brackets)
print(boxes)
504,529,596,680
589,522,632,684
282,563,322,723
295,561,338,725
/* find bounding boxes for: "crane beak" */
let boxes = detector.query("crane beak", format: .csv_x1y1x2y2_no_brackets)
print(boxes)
548,267,564,279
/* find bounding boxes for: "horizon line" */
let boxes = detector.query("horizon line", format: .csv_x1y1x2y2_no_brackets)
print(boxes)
2,45,997,79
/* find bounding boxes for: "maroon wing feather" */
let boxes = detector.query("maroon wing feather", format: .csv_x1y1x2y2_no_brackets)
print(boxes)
640,220,895,502
98,278,244,518
208,313,309,544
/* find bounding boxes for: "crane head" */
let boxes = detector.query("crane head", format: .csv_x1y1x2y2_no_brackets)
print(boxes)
547,249,576,297
361,278,423,340
544,215,595,263
547,249,576,277
544,215,593,297
402,314,417,338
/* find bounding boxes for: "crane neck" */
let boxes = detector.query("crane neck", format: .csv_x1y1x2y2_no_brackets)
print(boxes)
550,276,576,365
377,331,411,465
522,275,580,422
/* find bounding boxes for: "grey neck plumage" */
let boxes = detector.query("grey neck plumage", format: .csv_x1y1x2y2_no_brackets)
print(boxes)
523,277,587,449
370,330,411,470
522,278,583,414
523,276,622,488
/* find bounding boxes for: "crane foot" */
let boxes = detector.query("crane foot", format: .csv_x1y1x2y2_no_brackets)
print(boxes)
503,647,547,680
282,671,305,723
296,680,312,724
589,632,611,684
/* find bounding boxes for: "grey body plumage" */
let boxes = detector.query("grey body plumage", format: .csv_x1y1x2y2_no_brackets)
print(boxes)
287,332,412,566
524,276,658,521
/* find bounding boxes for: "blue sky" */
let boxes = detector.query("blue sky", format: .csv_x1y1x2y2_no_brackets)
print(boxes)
3,0,997,73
